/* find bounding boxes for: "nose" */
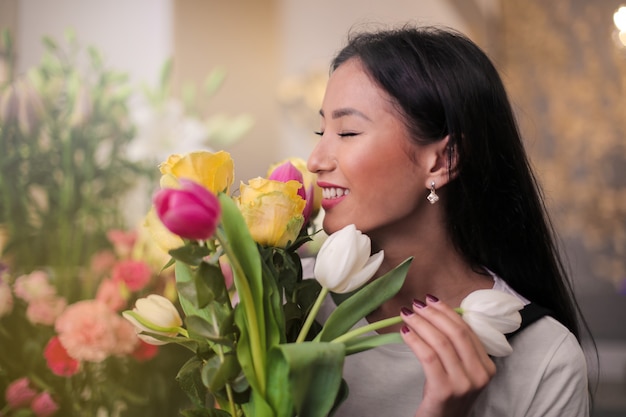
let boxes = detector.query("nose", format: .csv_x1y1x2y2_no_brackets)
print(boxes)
307,137,331,175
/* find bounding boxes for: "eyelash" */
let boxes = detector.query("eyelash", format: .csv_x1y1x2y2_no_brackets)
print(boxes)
313,131,359,137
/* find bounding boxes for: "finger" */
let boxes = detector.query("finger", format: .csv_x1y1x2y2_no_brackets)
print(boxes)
400,307,450,385
419,296,496,382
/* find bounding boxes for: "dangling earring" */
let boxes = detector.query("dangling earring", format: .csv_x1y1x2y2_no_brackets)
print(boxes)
427,181,439,204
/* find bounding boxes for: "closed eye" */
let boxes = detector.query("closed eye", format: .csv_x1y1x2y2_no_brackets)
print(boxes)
338,132,360,137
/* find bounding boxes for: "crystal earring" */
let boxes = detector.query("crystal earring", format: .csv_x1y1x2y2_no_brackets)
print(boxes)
427,181,439,204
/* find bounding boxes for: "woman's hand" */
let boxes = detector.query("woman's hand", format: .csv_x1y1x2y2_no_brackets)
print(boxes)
400,295,496,417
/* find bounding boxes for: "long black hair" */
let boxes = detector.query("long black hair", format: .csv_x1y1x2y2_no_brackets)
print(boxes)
331,25,583,341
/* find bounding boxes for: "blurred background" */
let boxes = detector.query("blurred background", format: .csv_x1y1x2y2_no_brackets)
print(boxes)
0,0,625,416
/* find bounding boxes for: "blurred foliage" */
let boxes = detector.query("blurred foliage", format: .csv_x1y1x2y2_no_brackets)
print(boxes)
0,29,154,294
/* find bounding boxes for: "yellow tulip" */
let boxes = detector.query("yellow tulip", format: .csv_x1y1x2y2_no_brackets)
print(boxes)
159,150,235,194
237,177,306,248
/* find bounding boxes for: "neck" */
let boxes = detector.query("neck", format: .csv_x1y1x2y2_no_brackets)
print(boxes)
366,214,493,329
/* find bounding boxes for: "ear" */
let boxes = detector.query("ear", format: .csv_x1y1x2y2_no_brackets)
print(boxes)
423,135,458,189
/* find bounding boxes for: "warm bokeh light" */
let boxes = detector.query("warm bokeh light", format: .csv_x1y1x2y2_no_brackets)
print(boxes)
614,6,626,31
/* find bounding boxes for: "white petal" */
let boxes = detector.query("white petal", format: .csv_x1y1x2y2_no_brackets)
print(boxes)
461,289,525,316
463,316,513,357
334,250,384,293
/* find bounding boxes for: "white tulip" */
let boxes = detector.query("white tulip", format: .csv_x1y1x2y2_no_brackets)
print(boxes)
314,224,384,293
123,294,184,345
458,289,525,357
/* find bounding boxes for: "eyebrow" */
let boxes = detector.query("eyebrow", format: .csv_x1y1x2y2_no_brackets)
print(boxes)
319,108,371,121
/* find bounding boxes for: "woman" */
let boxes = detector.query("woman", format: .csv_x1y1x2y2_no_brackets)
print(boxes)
307,26,590,417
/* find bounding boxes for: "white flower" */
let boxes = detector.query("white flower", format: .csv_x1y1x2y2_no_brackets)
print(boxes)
123,294,183,345
314,224,384,293
458,289,525,357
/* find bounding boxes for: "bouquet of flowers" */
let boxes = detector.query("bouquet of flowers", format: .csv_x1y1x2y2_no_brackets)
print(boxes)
0,226,190,417
123,150,414,417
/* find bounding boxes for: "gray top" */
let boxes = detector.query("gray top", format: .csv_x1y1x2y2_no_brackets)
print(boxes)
316,275,589,417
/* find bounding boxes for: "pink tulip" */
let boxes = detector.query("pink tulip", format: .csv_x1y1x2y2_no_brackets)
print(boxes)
268,161,312,224
31,391,60,417
5,377,37,408
153,179,221,241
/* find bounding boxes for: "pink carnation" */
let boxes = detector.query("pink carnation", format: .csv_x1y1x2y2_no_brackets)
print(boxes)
89,250,117,276
55,300,119,362
112,260,152,292
13,271,56,302
26,296,67,326
44,336,80,377
5,377,37,408
31,391,59,417
111,316,139,356
107,229,137,258
0,279,13,318
95,278,127,311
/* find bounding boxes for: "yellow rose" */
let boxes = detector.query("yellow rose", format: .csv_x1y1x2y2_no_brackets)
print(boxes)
237,177,306,248
159,150,235,194
267,157,321,219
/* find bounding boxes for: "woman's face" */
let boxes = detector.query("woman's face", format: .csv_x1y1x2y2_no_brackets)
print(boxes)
307,59,430,237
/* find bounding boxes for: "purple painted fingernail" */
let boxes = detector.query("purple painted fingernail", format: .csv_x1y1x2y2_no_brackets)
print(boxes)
412,299,426,309
426,294,439,303
401,325,410,334
400,306,414,316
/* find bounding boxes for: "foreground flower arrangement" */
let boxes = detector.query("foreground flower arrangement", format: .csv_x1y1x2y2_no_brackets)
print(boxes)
124,150,524,417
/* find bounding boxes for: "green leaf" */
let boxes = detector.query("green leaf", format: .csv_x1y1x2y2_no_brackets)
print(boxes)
316,257,412,342
169,244,211,266
203,67,227,97
185,314,233,347
267,342,346,417
176,356,206,407
201,352,241,392
42,36,58,51
175,262,212,321
343,333,403,355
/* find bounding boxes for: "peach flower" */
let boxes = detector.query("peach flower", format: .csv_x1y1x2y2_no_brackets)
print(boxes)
26,296,67,326
95,278,127,312
55,300,120,362
13,270,56,302
107,229,137,259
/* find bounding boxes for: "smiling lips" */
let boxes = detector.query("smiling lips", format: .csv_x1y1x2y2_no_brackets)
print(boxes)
320,185,350,210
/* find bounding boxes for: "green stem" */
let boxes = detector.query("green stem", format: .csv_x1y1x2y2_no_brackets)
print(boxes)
216,229,266,396
331,316,402,344
296,286,328,343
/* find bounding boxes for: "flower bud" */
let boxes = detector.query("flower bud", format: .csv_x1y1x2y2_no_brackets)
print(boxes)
31,391,60,417
153,179,221,241
268,157,320,224
123,294,183,345
5,377,37,408
458,289,524,357
314,224,384,293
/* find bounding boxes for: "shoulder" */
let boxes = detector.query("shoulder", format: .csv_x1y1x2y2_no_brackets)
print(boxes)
475,316,589,416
